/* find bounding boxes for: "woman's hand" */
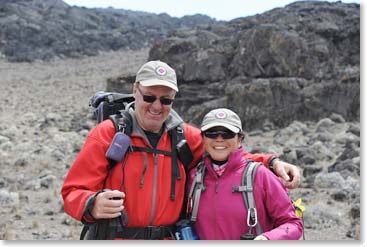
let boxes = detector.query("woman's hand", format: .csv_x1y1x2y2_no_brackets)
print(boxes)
254,235,268,240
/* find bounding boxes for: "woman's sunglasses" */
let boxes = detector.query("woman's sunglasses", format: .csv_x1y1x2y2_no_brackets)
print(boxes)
137,87,174,105
203,130,237,139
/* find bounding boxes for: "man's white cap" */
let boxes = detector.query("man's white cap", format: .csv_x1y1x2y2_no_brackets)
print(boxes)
135,60,178,92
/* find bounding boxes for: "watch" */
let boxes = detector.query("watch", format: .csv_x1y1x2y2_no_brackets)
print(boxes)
268,156,280,173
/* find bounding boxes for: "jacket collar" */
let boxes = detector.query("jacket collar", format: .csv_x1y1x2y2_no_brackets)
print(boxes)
204,147,246,176
127,103,184,136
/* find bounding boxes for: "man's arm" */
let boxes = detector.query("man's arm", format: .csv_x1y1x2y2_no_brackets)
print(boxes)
270,158,301,189
245,154,301,189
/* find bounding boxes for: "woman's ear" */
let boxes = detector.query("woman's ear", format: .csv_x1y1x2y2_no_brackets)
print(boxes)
239,132,245,142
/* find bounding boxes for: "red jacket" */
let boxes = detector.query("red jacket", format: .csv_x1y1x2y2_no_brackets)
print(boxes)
61,110,275,228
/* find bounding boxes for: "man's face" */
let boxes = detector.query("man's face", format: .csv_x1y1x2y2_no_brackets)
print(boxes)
133,83,176,133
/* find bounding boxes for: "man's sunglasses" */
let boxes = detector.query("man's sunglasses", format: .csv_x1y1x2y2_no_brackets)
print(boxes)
137,87,174,105
203,130,237,139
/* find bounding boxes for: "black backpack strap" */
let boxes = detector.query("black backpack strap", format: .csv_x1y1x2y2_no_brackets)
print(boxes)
174,125,194,168
169,124,194,202
130,146,173,156
169,127,179,201
109,110,133,135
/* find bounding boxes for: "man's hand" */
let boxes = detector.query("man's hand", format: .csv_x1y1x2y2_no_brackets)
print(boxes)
91,190,125,219
273,160,301,189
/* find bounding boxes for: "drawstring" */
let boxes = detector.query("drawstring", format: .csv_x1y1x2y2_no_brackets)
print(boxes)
140,153,147,188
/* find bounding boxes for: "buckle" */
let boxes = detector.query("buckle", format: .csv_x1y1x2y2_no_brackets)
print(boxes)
145,226,168,239
144,226,157,239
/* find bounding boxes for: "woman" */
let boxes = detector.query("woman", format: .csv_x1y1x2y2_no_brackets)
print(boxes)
188,108,304,240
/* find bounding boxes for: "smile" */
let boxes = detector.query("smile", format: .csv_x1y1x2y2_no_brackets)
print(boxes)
213,146,226,150
148,110,161,115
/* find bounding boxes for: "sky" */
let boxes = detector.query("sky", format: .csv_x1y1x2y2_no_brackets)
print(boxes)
62,0,360,21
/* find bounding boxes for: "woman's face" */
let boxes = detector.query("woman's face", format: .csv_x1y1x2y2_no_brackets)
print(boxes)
203,127,242,161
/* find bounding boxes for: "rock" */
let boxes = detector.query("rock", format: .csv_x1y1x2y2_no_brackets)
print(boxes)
315,118,335,132
337,141,360,161
314,172,345,190
1,126,18,140
303,203,343,230
14,158,29,167
0,0,217,62
349,203,360,219
329,113,345,123
330,191,348,202
106,75,135,93
308,141,335,162
0,135,10,145
0,178,7,188
303,164,323,178
0,190,19,206
328,157,360,178
148,1,359,130
347,123,360,136
280,147,298,164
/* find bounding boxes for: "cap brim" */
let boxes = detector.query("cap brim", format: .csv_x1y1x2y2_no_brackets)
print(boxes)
139,79,178,92
201,123,240,133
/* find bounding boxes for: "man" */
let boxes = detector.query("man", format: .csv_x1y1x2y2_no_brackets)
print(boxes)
61,60,300,240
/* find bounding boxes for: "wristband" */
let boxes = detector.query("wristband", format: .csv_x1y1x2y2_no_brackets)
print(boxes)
268,156,280,173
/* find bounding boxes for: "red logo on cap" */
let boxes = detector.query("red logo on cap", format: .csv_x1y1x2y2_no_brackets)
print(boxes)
215,111,226,119
156,66,167,76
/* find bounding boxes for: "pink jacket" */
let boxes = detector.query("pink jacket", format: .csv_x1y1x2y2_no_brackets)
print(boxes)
188,147,304,240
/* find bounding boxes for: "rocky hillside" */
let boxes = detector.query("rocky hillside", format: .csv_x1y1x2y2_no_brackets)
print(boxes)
0,0,360,241
0,0,217,62
145,1,360,130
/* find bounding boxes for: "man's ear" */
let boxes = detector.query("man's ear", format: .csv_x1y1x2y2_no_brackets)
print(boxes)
133,82,139,94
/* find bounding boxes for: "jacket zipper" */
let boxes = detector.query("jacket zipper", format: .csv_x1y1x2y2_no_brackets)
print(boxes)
212,177,220,238
149,153,158,225
215,180,219,193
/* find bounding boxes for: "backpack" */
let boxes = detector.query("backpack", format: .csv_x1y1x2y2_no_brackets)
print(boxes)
80,91,194,239
89,91,194,193
188,160,263,240
188,160,306,240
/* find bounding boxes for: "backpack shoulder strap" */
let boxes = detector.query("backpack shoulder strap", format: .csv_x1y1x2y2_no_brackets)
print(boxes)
109,110,133,135
232,160,263,235
168,124,194,201
171,124,194,168
241,160,263,235
188,161,206,222
102,110,133,182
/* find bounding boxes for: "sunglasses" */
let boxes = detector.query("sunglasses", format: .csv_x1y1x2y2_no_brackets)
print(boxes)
137,87,174,105
203,130,237,139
